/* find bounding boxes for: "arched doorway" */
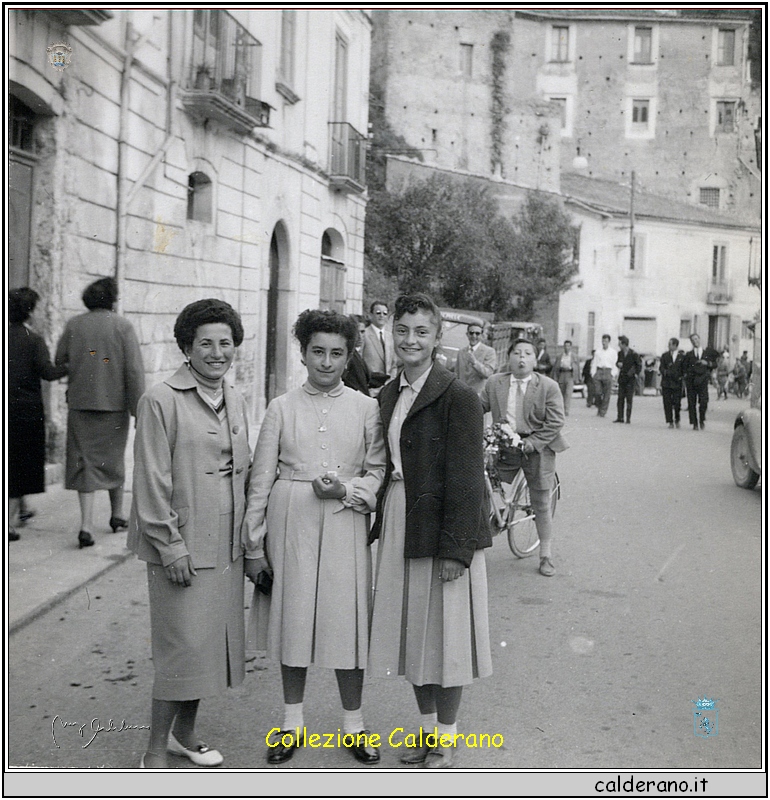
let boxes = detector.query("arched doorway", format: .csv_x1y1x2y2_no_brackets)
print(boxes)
265,222,290,404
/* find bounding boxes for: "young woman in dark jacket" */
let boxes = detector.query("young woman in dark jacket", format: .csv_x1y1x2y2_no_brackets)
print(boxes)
368,293,492,769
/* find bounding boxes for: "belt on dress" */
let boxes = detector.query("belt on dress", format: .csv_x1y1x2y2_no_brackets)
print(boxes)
595,367,612,372
277,467,357,481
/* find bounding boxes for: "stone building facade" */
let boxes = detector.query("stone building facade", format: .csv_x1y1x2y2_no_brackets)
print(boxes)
10,9,371,464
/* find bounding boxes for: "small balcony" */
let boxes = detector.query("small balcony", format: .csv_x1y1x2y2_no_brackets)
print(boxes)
181,10,271,134
707,283,732,305
328,122,367,193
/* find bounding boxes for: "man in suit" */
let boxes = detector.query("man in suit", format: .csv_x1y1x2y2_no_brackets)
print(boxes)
682,333,720,430
659,337,685,428
480,338,568,577
453,321,497,394
534,338,553,377
553,339,581,416
590,334,617,417
582,350,595,408
361,300,397,396
614,335,642,424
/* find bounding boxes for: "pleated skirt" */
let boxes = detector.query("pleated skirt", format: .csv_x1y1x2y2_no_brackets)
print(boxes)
262,479,372,670
147,475,245,700
65,409,129,492
368,481,493,688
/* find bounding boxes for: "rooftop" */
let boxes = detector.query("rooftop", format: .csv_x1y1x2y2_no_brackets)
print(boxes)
516,8,756,24
561,172,761,231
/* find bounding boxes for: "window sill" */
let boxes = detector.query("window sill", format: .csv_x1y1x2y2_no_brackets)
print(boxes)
276,81,301,105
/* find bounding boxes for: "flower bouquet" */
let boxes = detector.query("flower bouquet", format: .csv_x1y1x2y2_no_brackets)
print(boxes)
483,422,522,490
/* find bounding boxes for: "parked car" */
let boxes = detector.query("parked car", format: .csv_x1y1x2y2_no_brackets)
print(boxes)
731,319,762,490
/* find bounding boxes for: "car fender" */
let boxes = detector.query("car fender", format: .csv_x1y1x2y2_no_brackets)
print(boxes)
734,408,762,475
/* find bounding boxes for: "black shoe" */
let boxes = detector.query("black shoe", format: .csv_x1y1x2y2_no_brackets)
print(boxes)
675,421,680,428
266,731,299,764
693,423,699,431
78,530,95,549
109,516,128,533
668,423,675,429
19,508,35,523
613,419,624,423
10,528,20,541
625,420,631,424
699,421,705,430
345,731,381,765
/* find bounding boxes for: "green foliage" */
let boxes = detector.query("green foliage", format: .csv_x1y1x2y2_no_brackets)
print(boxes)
364,175,578,320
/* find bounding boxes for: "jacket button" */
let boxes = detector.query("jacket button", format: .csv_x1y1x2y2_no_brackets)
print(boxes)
232,425,240,434
235,467,243,474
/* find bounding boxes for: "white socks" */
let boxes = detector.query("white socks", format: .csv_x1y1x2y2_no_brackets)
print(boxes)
282,702,303,731
343,707,365,734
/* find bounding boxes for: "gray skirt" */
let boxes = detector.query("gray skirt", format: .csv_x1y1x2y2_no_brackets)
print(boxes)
65,409,129,492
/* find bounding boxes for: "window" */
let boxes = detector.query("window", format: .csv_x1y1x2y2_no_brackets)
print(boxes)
320,231,346,313
712,244,727,284
333,33,348,122
715,101,736,133
632,99,649,126
550,97,567,132
679,319,692,340
551,26,569,62
10,96,35,151
630,233,645,272
460,43,473,78
717,28,735,66
278,10,296,88
187,172,212,223
699,187,721,209
633,26,652,63
741,320,752,339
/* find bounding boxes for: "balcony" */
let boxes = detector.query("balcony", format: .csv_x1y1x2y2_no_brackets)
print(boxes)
707,283,732,305
47,10,113,26
328,122,367,193
181,10,271,134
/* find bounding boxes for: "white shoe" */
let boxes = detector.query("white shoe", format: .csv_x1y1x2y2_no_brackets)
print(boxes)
167,732,224,766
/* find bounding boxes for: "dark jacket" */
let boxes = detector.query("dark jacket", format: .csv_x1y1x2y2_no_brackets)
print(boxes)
535,348,552,377
581,357,593,384
370,362,491,567
659,350,685,390
682,347,720,386
9,323,67,416
616,348,642,383
342,350,371,396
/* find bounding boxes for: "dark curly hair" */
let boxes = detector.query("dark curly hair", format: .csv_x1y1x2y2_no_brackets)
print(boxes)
293,309,357,354
174,299,244,353
9,287,39,324
82,277,118,311
392,292,442,332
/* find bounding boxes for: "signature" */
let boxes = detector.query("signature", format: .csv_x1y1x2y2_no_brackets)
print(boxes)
51,715,149,748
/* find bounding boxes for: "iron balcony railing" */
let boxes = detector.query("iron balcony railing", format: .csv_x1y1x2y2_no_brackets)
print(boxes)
328,122,367,192
184,10,270,132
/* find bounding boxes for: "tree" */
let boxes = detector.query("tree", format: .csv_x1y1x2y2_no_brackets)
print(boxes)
364,174,578,319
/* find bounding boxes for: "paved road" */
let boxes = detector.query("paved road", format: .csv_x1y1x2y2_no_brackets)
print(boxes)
8,394,761,774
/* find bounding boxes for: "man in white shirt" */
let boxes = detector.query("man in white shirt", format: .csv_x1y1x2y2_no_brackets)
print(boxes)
361,301,398,396
453,322,497,394
590,334,618,417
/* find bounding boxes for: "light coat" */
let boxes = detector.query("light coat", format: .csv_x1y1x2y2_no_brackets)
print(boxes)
127,364,251,568
453,342,497,393
361,324,397,379
480,371,569,454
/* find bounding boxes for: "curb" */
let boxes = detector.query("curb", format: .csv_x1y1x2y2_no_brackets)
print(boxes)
9,549,135,637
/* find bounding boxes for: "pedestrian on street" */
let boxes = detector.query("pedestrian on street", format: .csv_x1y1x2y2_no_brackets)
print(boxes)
8,288,67,541
452,321,497,395
614,336,642,424
361,300,398,396
480,337,568,577
368,293,492,770
554,339,581,416
681,333,719,430
732,356,748,399
582,350,595,407
716,351,730,400
534,338,553,377
128,299,251,769
659,338,685,427
55,277,145,549
244,309,386,766
590,335,618,418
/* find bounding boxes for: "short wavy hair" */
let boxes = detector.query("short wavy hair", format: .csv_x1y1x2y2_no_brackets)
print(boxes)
174,298,244,353
9,287,39,324
82,277,118,311
293,308,357,354
392,292,442,332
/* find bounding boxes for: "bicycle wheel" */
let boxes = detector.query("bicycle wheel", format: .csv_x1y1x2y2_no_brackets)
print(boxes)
507,476,539,558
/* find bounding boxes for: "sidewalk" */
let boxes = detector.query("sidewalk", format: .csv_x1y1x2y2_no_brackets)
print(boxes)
8,433,136,635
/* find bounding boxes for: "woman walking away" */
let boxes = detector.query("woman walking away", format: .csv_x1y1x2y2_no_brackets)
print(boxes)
55,277,145,548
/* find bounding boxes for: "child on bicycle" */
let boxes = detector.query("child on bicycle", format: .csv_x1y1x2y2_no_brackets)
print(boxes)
479,338,568,577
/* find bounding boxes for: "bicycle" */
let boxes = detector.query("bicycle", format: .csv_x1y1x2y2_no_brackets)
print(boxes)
485,453,560,558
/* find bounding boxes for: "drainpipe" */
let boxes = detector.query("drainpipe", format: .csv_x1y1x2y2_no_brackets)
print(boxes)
115,16,175,312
